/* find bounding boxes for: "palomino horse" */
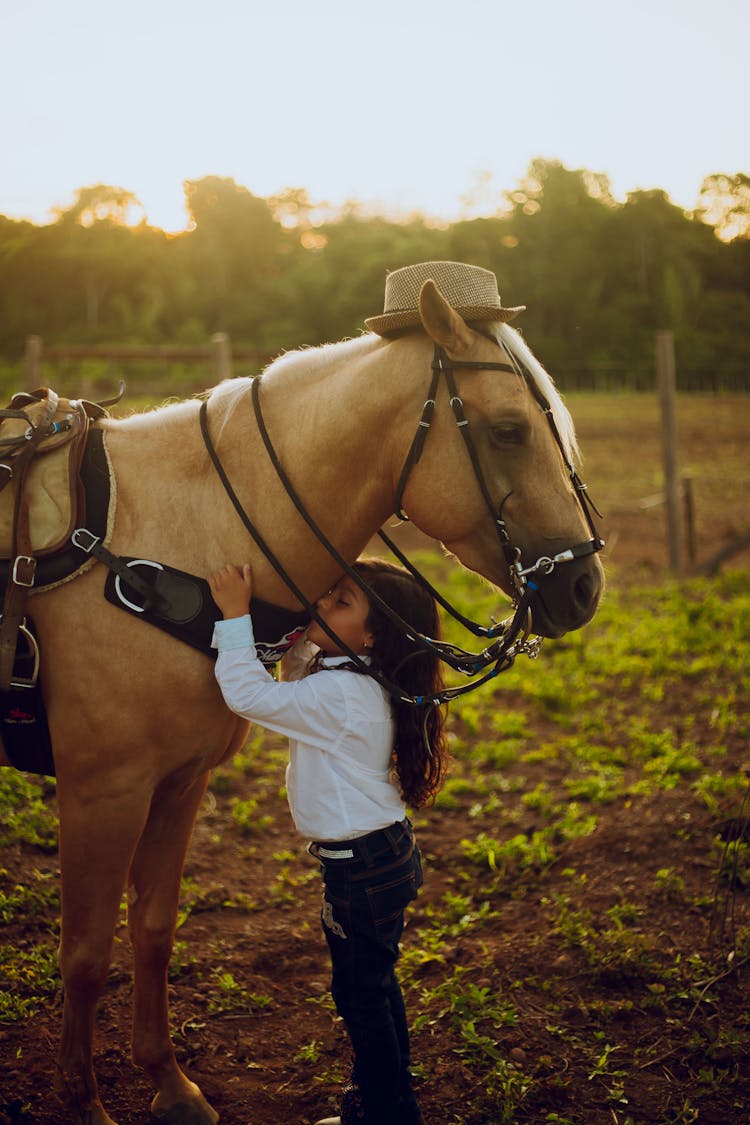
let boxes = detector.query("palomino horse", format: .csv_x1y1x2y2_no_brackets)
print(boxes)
1,281,603,1124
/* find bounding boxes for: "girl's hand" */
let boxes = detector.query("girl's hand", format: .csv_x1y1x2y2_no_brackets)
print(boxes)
208,563,253,619
279,631,318,681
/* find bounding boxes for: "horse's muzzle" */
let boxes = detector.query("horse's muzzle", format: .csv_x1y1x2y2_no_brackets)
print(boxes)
526,554,604,638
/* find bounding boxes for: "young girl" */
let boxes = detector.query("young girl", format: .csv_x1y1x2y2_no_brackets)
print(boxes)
208,558,448,1125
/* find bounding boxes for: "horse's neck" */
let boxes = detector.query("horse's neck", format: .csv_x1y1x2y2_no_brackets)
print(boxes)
207,337,419,603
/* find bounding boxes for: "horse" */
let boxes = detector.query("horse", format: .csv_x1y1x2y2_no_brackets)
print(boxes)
0,279,604,1124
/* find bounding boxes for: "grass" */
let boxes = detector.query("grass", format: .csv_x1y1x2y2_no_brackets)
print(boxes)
0,772,57,851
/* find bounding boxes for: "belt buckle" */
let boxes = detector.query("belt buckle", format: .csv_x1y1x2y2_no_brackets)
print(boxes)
72,527,99,553
319,846,355,859
12,555,36,587
311,843,355,860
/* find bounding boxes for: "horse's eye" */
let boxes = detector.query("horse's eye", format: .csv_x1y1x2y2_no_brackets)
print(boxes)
490,423,525,448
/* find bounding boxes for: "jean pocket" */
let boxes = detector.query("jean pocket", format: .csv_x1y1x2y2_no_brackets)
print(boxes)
365,865,421,943
414,844,424,890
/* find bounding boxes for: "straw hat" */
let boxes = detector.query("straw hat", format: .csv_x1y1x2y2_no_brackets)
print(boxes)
364,261,525,336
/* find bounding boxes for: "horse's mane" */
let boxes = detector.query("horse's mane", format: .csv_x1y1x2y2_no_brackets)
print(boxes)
183,328,578,466
109,394,207,433
266,327,581,465
494,323,580,465
264,334,376,380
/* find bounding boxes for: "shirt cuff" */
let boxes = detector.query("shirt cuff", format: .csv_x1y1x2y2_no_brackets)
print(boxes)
211,614,256,651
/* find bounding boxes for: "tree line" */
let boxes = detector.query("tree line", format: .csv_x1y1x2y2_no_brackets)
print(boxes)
1,160,748,391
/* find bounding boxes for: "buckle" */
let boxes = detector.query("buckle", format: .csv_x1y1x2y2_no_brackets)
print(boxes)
72,527,100,553
114,559,164,614
314,844,355,860
12,556,36,587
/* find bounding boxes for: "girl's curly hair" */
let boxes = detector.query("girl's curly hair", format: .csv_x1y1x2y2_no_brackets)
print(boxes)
352,558,448,808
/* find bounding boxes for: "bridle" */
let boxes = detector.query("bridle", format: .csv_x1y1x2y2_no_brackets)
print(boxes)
200,337,603,707
391,343,603,598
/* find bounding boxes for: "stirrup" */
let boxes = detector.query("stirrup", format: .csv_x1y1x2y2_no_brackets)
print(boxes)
4,617,40,689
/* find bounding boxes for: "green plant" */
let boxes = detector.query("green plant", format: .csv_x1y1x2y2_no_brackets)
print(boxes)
0,772,58,850
460,830,555,875
0,869,59,923
294,1040,322,1064
206,969,272,1015
654,866,686,901
230,796,275,835
0,940,59,1022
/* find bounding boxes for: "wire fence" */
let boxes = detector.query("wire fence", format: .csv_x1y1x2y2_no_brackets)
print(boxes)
2,335,747,401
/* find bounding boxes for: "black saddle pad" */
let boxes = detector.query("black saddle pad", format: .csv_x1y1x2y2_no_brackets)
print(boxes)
104,559,309,665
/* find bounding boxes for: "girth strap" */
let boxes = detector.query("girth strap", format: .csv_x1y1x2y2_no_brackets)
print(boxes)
70,528,163,611
0,391,59,691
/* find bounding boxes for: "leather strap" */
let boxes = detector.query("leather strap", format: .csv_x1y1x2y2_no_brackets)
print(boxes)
200,390,529,706
70,528,161,610
0,391,59,691
0,499,34,689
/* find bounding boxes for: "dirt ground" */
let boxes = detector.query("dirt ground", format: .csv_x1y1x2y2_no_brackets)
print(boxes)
1,393,749,1124
3,789,749,1125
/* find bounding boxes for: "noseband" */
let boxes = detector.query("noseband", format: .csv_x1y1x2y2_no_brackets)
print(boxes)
199,339,603,707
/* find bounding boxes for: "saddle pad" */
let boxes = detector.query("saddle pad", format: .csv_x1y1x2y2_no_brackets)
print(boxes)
0,395,88,557
0,427,112,594
104,559,309,666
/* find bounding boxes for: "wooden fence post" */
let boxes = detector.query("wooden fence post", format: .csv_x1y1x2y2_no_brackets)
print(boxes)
25,335,43,391
655,330,684,574
211,333,232,383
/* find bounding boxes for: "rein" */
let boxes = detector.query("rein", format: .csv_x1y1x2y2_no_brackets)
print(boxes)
199,340,603,707
200,395,517,706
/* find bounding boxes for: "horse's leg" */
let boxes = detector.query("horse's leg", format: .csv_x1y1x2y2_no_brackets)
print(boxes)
55,785,153,1125
127,773,219,1124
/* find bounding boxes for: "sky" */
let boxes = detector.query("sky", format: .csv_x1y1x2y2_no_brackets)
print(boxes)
2,0,747,233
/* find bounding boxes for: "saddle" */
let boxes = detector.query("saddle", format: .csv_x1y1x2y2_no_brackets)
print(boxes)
0,387,110,693
0,385,309,778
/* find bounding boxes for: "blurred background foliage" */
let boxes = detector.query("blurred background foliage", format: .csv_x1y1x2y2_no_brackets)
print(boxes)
1,159,748,392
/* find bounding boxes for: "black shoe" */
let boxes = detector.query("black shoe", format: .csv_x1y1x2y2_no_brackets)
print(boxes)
316,1082,424,1125
316,1113,424,1125
315,1083,363,1125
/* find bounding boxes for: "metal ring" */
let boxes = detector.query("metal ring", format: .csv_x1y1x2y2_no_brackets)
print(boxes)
114,559,164,613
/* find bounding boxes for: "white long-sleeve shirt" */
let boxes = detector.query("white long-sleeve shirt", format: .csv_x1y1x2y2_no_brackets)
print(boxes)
212,615,405,841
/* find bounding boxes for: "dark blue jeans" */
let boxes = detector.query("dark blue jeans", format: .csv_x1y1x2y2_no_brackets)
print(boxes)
312,820,424,1125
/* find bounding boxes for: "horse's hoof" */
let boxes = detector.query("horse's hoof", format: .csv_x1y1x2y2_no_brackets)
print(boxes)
151,1089,219,1125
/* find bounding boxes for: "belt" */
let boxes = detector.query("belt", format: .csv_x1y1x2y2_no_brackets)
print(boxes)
310,819,411,862
315,844,355,860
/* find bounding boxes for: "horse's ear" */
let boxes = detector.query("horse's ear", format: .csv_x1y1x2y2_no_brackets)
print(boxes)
419,280,474,354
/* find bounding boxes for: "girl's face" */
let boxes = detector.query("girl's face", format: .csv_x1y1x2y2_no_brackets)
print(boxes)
306,576,374,656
